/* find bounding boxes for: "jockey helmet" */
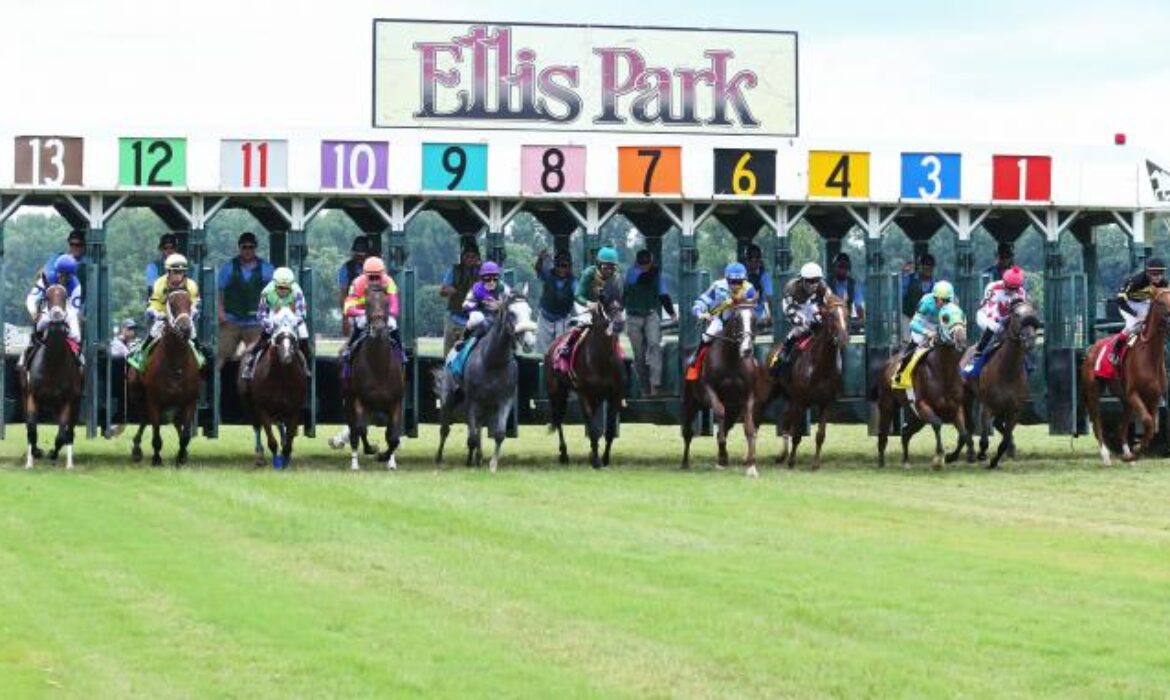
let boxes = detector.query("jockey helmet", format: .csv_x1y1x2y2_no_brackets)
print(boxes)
362,257,386,275
1002,266,1025,289
725,262,747,281
479,261,502,278
165,253,188,271
54,254,78,276
273,267,296,288
932,280,955,301
800,262,824,280
1146,257,1166,271
597,247,619,265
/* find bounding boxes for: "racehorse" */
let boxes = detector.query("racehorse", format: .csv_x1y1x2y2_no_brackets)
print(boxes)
435,286,537,472
952,299,1041,468
545,297,626,469
873,304,971,469
238,308,308,469
681,302,767,476
764,294,849,470
1080,287,1170,464
20,284,83,469
341,285,405,471
129,289,201,466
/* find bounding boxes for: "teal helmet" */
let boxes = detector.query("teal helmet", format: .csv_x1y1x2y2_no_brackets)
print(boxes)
597,247,619,265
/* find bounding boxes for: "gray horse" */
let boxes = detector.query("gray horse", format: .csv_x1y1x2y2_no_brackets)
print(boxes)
434,286,537,472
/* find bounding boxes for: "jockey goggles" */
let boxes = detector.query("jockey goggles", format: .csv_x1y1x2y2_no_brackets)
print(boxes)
482,275,500,283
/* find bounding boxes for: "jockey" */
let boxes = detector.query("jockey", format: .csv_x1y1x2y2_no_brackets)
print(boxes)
690,261,757,365
343,256,400,352
893,280,955,385
962,265,1028,378
21,253,84,367
146,253,201,342
241,266,310,379
1111,257,1168,363
773,262,830,367
462,261,509,339
557,247,622,359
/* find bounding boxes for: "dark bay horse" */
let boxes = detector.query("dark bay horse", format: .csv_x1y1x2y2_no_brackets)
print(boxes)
238,308,308,469
953,300,1041,468
545,298,626,469
873,304,971,470
765,294,849,470
1081,287,1170,464
129,289,201,466
342,285,406,471
20,285,83,469
681,303,766,476
436,286,537,472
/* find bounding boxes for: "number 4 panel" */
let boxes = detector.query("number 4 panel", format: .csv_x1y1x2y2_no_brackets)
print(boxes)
714,149,776,196
618,146,681,196
521,146,585,195
808,151,869,198
422,143,488,192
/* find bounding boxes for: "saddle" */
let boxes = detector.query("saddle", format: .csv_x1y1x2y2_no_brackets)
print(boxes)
20,334,83,369
342,330,405,379
1093,333,1138,380
444,336,478,380
126,337,205,372
890,346,931,390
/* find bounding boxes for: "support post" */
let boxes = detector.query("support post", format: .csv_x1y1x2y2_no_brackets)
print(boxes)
772,232,791,343
188,226,219,437
82,225,110,438
0,220,5,438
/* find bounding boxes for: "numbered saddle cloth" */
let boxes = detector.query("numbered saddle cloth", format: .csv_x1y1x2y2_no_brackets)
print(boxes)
127,338,204,371
890,347,930,390
1092,334,1137,380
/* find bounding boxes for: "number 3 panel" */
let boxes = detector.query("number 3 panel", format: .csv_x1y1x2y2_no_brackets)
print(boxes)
521,146,585,195
422,143,487,192
900,153,961,201
714,149,776,196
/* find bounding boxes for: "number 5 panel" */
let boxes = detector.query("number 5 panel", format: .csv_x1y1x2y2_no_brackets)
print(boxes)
900,153,961,201
521,146,585,195
422,143,488,192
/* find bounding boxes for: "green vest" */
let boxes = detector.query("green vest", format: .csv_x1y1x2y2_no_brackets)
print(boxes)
262,282,302,311
223,258,266,320
623,269,661,314
446,264,477,315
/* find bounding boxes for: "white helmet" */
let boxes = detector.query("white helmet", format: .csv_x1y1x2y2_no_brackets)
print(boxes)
273,266,296,287
800,262,824,280
165,253,189,271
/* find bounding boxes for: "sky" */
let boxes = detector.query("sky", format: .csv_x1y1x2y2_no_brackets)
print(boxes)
2,0,1169,150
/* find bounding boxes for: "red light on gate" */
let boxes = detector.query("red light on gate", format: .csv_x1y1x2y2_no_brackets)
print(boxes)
1115,133,1127,145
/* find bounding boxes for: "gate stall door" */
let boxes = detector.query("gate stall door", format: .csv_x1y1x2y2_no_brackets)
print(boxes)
298,265,317,437
866,271,904,433
1045,272,1087,434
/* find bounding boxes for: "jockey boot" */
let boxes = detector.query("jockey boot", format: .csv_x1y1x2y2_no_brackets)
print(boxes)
893,344,915,385
1109,333,1127,365
298,339,312,376
962,329,995,378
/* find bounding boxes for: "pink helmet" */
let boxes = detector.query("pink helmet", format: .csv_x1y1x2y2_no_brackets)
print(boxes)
1003,266,1025,289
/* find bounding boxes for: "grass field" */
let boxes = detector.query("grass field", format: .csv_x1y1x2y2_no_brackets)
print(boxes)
3,423,1170,698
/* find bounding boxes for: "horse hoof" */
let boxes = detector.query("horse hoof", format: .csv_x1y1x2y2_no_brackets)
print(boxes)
131,448,143,463
944,453,958,465
364,444,379,456
48,450,59,461
31,446,44,459
985,462,1000,470
151,456,163,467
386,454,397,471
811,461,821,471
1121,453,1138,464
745,465,759,478
931,459,943,471
273,455,283,470
967,453,976,464
490,459,498,473
255,452,266,467
558,453,569,465
902,461,911,470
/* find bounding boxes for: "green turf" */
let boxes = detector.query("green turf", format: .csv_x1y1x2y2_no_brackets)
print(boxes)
2,423,1169,698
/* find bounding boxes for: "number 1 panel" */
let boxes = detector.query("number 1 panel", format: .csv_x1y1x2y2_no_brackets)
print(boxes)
617,146,681,196
521,146,585,195
900,153,961,201
714,149,776,196
118,137,187,188
992,155,1051,201
422,143,487,192
221,139,289,189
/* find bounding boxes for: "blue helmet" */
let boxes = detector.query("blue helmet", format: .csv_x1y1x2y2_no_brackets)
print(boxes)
725,262,747,280
54,254,78,276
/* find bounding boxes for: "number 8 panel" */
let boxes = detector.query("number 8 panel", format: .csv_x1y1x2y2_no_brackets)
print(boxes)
521,146,585,195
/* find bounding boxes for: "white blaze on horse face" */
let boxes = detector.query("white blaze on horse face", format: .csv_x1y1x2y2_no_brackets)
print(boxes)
510,298,538,350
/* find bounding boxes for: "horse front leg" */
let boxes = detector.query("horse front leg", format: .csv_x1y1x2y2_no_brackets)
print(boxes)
348,400,364,471
260,414,281,469
466,407,482,468
549,379,570,465
251,422,266,466
989,414,1016,469
435,395,451,464
900,411,925,469
743,394,759,478
132,419,148,463
602,394,620,467
702,386,728,469
24,392,40,468
150,416,164,467
1084,379,1111,465
52,403,74,469
1125,395,1157,463
489,400,512,473
282,418,299,469
580,396,602,470
378,403,402,470
811,404,829,471
175,403,196,467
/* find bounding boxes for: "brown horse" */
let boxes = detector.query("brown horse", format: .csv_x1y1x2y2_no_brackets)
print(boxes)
873,303,971,469
681,303,767,476
129,289,202,466
20,285,84,469
953,300,1041,468
545,298,626,469
764,294,849,470
341,285,406,471
238,308,308,469
1081,287,1170,464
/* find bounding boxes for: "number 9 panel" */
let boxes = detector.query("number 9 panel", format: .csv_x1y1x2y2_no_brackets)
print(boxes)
422,143,488,192
521,146,585,195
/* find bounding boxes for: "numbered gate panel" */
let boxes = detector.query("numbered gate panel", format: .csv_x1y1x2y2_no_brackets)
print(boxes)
422,143,488,192
14,136,83,186
320,140,389,190
520,145,585,195
617,146,681,195
220,139,289,189
900,152,961,201
992,154,1051,201
808,150,869,199
118,137,187,188
713,148,776,196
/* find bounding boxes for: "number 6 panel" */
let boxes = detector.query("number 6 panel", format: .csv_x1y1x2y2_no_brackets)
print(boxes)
422,143,487,192
714,148,776,196
521,146,585,195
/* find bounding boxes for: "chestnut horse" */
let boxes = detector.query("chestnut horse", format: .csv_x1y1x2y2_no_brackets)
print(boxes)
129,289,201,466
20,284,83,469
1081,287,1170,464
238,308,308,469
873,304,971,470
681,303,767,477
764,294,848,470
341,285,406,471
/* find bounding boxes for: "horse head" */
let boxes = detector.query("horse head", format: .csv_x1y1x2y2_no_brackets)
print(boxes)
725,302,757,359
937,302,968,350
43,284,69,326
1146,288,1170,340
166,290,194,340
1008,299,1042,351
269,307,299,365
502,284,538,353
821,295,850,349
589,294,625,337
364,285,391,340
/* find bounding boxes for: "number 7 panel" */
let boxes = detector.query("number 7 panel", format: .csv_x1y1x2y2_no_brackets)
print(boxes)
617,146,681,196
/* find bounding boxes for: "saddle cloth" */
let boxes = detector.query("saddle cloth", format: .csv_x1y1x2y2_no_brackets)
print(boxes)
1093,333,1137,380
890,347,931,390
126,338,205,371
